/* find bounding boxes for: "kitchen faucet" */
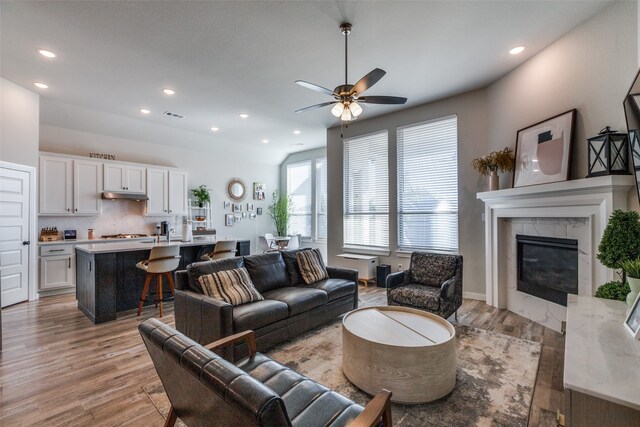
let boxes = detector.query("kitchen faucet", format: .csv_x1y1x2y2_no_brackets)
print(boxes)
166,227,175,243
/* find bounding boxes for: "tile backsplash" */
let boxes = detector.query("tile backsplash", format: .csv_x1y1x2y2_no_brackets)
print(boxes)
38,199,183,239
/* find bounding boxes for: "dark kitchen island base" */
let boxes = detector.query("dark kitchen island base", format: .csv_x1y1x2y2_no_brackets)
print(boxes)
76,240,249,324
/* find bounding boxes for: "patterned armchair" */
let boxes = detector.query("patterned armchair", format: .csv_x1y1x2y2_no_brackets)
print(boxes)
386,252,463,320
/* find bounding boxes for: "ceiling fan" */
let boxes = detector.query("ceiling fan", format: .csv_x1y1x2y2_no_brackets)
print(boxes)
295,22,407,122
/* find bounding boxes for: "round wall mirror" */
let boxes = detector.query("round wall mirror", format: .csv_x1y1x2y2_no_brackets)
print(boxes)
227,178,247,201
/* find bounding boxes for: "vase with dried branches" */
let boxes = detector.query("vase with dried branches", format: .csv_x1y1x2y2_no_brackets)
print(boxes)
471,147,515,191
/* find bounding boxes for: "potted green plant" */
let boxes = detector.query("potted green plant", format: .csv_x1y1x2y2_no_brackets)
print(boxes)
191,185,210,207
595,281,631,301
471,147,515,191
620,258,640,305
268,190,291,237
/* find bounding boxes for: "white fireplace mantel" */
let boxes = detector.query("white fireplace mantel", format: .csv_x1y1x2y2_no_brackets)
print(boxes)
477,175,635,313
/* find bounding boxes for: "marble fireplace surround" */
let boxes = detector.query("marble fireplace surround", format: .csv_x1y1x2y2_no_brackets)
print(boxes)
477,175,635,332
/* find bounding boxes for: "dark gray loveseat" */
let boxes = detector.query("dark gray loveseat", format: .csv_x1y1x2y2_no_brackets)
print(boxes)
174,250,358,361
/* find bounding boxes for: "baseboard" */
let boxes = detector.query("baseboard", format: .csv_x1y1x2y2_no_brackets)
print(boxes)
463,291,486,301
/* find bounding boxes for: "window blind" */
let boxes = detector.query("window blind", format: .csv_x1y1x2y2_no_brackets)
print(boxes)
344,131,389,249
397,115,458,252
287,161,312,238
316,158,328,240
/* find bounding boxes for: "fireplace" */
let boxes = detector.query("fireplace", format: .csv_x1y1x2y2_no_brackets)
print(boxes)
516,234,578,306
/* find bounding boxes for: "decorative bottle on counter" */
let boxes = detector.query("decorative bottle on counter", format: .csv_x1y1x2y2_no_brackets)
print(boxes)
88,229,95,240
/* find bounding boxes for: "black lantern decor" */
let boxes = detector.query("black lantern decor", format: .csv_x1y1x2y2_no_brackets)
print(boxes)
587,126,630,177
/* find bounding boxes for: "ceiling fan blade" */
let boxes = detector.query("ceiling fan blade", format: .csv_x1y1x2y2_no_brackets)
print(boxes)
357,96,407,105
350,68,386,96
295,101,338,113
295,80,337,97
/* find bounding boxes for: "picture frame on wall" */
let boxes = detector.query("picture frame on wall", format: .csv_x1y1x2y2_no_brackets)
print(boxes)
242,211,247,219
224,201,231,210
225,214,234,227
513,109,576,188
232,203,242,213
250,213,257,220
624,293,640,339
247,202,254,211
257,207,263,215
253,182,266,200
234,214,242,223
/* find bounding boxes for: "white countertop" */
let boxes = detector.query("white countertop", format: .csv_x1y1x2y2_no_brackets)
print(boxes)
564,295,640,411
39,237,154,245
74,237,245,254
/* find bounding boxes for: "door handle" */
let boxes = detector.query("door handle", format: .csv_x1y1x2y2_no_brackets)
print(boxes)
68,258,71,268
22,241,30,245
49,248,64,252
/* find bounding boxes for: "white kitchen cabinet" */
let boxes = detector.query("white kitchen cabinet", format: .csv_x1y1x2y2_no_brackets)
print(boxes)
39,156,102,215
168,170,188,215
146,168,169,214
39,245,75,291
146,169,187,216
74,160,102,214
103,164,146,193
39,156,72,214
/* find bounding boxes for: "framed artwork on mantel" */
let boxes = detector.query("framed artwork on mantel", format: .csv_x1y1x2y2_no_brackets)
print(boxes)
513,109,576,188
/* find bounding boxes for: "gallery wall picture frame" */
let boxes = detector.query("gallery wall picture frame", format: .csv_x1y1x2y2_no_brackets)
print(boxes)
247,202,254,211
257,207,263,215
253,182,266,200
225,214,234,227
250,213,257,220
224,201,231,210
234,214,242,223
232,203,242,213
624,292,640,339
512,109,576,188
242,212,247,219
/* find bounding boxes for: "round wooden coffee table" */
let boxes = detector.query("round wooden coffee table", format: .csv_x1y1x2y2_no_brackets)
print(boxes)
342,306,456,404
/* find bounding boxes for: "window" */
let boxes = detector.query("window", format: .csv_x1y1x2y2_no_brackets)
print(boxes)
397,115,458,252
316,158,328,240
287,161,312,238
343,131,389,249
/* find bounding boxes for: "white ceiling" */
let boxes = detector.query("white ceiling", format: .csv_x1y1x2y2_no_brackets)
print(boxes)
0,1,612,162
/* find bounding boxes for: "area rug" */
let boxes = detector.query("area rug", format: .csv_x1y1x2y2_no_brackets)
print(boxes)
144,322,541,427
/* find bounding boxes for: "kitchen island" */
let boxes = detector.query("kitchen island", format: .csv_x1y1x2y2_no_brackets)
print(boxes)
75,238,250,323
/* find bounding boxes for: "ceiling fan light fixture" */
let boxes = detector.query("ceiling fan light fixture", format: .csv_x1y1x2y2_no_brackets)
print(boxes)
341,106,353,122
331,102,345,118
349,101,363,117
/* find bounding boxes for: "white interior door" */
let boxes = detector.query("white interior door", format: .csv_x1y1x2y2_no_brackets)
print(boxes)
0,166,31,307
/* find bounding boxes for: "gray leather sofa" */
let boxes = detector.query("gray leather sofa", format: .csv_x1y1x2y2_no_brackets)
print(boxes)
139,318,392,427
174,250,358,361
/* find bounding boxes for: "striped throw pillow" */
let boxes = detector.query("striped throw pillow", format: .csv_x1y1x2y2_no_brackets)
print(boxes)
296,249,329,285
198,267,264,306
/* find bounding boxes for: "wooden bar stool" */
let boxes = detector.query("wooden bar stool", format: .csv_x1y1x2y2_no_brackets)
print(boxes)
201,240,237,261
136,246,181,317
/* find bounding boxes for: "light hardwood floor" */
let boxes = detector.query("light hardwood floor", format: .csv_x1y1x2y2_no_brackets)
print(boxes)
0,287,564,426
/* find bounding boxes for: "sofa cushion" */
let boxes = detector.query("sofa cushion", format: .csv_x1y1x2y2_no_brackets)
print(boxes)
232,300,289,331
198,267,264,306
262,287,328,317
306,278,355,302
296,249,328,285
281,249,306,286
244,252,290,293
407,252,458,287
187,258,245,293
389,284,440,311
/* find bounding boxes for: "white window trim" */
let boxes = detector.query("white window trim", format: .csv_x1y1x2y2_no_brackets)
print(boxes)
286,160,313,239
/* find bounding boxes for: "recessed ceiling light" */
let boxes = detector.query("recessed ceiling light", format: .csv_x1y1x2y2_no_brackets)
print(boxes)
37,49,56,58
210,127,219,132
139,108,151,114
262,139,269,144
509,46,525,55
34,82,48,89
163,88,175,95
293,130,301,135
239,113,249,119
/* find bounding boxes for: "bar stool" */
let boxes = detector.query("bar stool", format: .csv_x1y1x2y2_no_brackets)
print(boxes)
201,240,237,261
136,245,181,317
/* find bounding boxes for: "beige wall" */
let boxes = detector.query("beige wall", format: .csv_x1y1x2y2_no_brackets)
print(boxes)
325,1,638,299
327,89,489,296
0,78,39,167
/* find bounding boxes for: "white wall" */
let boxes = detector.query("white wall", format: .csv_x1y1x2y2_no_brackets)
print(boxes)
0,77,39,167
39,124,280,254
325,1,638,299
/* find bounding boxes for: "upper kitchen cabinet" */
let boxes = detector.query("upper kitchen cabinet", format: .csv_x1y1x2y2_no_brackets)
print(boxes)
39,156,102,215
146,168,187,216
39,156,72,214
103,164,146,193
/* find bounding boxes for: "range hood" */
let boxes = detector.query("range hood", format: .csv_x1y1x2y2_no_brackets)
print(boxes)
101,192,149,201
